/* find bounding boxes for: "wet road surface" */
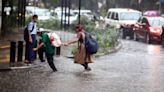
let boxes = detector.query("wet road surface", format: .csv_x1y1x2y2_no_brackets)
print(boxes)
0,40,164,92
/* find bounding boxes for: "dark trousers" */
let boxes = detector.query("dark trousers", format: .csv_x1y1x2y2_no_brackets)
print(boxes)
25,42,29,60
38,46,45,62
28,34,36,62
45,52,57,71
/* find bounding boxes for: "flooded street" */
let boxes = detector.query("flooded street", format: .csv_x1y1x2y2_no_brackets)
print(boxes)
0,40,164,92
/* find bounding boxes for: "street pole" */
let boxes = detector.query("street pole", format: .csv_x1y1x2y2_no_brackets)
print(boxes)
68,0,71,27
78,0,81,24
64,0,67,29
23,0,26,26
61,0,64,29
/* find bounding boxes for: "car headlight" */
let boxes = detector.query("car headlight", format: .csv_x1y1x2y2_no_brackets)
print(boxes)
150,27,162,35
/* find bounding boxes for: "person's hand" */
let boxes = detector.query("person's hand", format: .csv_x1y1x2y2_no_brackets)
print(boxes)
62,43,69,46
29,38,32,43
33,48,37,51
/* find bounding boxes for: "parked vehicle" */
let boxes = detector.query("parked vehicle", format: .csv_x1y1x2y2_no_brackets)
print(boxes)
36,9,55,20
55,10,78,25
26,6,55,20
161,25,164,47
143,10,160,17
133,16,164,44
72,9,94,20
104,8,142,39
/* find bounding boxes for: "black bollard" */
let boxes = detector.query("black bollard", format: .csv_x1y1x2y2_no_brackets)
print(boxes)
56,46,61,56
10,41,16,63
17,41,23,62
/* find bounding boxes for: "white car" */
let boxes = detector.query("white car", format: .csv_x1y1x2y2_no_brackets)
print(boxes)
105,8,142,28
72,9,93,20
36,9,55,21
55,10,78,24
104,8,142,39
26,6,55,20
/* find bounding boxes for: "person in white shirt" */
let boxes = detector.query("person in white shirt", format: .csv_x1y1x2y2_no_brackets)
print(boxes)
25,15,38,64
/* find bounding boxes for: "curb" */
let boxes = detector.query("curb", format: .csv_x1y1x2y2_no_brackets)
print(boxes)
65,41,122,58
0,61,46,71
10,63,44,70
95,41,122,57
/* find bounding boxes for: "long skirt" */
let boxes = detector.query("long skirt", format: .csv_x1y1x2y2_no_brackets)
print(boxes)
74,44,93,64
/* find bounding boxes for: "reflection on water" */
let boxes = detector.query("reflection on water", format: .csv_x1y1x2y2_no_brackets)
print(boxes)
147,45,161,55
147,45,162,92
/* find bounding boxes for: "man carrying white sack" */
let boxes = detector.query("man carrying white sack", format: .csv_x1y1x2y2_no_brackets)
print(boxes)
33,29,61,72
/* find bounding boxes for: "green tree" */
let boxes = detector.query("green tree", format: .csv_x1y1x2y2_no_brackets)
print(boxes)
42,0,59,8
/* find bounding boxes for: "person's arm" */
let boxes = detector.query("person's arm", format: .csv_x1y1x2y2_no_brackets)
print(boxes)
64,33,82,46
33,42,44,51
65,37,79,45
29,31,32,43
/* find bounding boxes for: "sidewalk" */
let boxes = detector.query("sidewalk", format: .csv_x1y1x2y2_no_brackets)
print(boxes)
0,29,122,70
0,29,76,70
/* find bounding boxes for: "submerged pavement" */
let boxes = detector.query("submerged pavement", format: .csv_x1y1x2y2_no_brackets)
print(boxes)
0,39,164,92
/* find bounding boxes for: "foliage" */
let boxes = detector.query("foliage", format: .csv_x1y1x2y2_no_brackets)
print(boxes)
37,19,61,30
25,17,61,30
42,0,59,8
69,16,96,33
92,27,120,53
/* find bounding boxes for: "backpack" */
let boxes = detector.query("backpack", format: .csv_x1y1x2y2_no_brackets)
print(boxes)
24,24,34,42
85,32,99,54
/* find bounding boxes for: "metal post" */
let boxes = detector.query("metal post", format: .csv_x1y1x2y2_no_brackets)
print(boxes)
10,41,16,63
64,0,67,29
56,47,61,56
17,41,23,62
61,0,64,29
78,0,81,24
68,0,71,26
1,0,7,36
18,0,21,26
23,0,26,26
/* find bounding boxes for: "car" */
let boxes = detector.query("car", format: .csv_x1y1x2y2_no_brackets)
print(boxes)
143,10,160,17
161,25,164,47
104,8,142,39
36,9,55,21
72,9,94,20
26,6,55,20
55,10,78,25
133,16,164,43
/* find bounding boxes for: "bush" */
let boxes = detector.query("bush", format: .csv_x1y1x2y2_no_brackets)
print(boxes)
93,27,120,53
69,16,96,33
25,17,61,30
38,19,60,30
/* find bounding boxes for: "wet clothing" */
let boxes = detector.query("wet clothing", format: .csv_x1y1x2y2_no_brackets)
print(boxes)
28,34,36,62
74,32,93,65
28,22,37,35
38,39,45,62
41,33,57,71
25,42,29,60
42,33,56,55
26,21,37,62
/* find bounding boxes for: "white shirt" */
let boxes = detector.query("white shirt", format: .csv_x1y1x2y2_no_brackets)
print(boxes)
28,21,37,35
